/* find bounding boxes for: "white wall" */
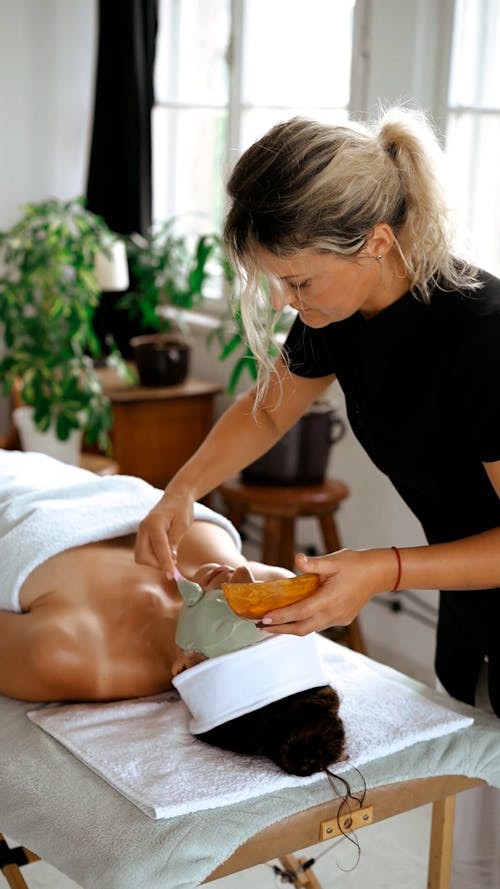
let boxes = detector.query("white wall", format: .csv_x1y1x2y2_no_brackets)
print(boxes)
0,0,450,683
0,0,96,229
0,0,96,434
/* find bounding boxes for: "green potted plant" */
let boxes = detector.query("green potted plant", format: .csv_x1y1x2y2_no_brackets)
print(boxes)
0,196,124,460
120,220,221,386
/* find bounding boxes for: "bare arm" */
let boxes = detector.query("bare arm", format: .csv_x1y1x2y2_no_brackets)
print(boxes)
135,357,334,571
175,520,249,578
175,519,294,583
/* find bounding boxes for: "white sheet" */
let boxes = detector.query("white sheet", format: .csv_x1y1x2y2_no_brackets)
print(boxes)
28,636,473,819
0,449,240,611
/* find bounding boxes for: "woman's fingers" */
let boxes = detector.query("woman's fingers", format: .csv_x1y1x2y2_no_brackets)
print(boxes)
135,509,183,573
260,595,339,632
294,551,343,576
260,551,377,632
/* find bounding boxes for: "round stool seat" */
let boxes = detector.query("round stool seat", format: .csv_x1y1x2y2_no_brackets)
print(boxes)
218,477,350,569
218,478,350,519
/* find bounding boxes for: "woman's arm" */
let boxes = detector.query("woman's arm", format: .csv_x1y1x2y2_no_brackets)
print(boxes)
135,357,334,571
258,458,500,635
257,526,500,636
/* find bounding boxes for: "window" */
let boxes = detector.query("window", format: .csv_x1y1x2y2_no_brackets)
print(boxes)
153,0,356,240
446,0,500,274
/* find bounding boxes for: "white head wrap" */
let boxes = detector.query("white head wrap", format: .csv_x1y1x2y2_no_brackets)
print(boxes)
172,633,331,734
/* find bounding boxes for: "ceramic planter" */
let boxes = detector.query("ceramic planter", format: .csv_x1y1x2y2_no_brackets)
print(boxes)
13,406,83,465
130,334,191,387
242,405,345,486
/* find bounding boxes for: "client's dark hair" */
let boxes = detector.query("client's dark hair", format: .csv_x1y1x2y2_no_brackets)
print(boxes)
196,685,345,776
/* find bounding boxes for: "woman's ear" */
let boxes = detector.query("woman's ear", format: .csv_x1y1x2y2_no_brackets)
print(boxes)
364,222,395,260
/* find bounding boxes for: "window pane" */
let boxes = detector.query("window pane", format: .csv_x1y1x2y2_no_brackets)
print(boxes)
241,0,355,108
153,107,227,229
155,0,230,105
446,112,500,274
449,0,500,109
241,106,349,154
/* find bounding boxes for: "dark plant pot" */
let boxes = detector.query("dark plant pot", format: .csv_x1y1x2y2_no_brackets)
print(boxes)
130,334,191,387
242,406,345,486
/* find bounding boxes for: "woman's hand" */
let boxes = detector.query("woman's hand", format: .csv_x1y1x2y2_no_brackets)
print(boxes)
134,491,194,575
258,548,398,635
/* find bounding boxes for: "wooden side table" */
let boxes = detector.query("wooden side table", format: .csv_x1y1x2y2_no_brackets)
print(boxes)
98,371,223,489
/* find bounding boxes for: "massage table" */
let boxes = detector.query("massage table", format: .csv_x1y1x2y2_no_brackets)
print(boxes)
1,647,499,889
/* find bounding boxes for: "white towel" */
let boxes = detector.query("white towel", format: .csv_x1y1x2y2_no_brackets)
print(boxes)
0,450,240,611
28,636,473,819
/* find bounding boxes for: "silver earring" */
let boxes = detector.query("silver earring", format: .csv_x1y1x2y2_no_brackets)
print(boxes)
376,254,383,262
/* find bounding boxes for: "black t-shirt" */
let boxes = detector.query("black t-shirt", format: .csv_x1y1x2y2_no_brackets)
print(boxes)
284,270,500,713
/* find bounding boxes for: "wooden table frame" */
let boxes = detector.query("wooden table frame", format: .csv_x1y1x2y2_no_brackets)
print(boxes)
205,774,482,889
0,775,484,889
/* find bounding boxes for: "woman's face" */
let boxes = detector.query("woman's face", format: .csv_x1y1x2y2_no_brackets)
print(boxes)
259,243,403,325
171,564,259,675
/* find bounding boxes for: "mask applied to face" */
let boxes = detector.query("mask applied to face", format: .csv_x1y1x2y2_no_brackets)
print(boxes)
175,578,265,658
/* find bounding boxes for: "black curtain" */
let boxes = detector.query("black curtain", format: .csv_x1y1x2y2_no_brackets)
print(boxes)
86,0,158,356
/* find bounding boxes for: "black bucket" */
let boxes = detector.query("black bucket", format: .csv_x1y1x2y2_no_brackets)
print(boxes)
241,404,345,486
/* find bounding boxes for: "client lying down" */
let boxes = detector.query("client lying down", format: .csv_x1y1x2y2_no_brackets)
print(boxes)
0,449,345,777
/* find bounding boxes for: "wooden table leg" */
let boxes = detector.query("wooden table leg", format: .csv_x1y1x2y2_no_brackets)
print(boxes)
428,795,456,889
0,833,40,889
1,864,31,889
279,853,323,888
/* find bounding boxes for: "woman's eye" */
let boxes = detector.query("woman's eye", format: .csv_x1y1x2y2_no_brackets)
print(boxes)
289,279,310,291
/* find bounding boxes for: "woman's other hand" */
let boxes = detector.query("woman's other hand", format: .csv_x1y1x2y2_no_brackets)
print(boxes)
135,492,194,575
258,548,398,635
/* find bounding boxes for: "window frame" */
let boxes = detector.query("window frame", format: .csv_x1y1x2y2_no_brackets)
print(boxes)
152,0,356,315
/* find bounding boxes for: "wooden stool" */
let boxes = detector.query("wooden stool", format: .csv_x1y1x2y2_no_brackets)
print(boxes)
0,833,40,889
218,477,366,654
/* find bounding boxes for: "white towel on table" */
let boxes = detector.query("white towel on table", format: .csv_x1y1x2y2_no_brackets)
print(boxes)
0,449,240,611
28,636,473,819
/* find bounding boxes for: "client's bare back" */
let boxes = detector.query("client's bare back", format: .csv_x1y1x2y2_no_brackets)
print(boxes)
2,536,182,703
0,520,293,704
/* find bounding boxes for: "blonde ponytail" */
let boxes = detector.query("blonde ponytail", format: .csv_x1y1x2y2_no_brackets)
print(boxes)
375,106,477,299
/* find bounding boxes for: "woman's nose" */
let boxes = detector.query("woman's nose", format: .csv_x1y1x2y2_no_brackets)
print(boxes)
269,285,292,311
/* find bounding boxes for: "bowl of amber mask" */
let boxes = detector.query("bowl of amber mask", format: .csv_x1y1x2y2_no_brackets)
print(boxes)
221,573,320,620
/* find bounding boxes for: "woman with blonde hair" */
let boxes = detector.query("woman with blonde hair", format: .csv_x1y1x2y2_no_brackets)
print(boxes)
136,107,500,886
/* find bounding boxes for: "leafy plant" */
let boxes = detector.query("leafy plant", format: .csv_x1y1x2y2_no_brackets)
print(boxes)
209,298,290,394
0,196,121,449
208,259,290,394
119,221,221,335
119,218,289,394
